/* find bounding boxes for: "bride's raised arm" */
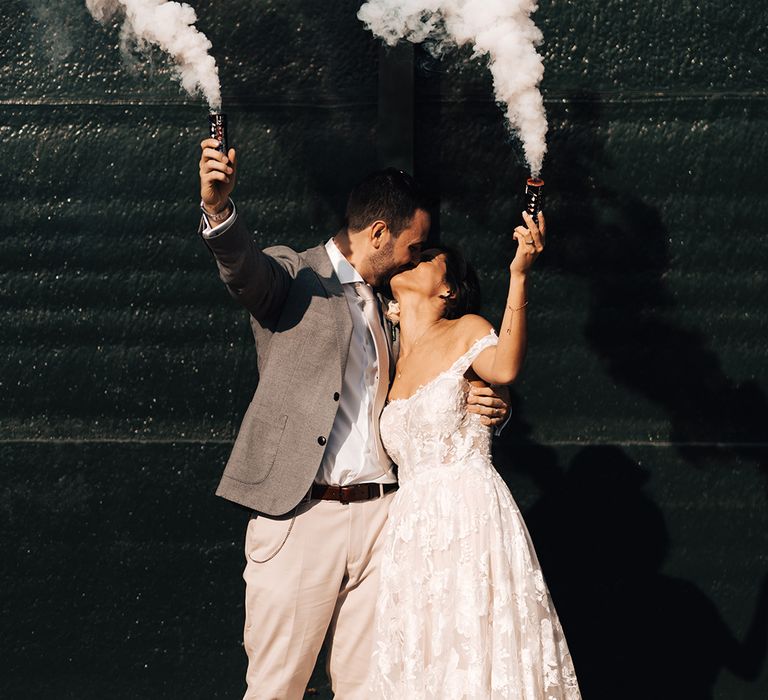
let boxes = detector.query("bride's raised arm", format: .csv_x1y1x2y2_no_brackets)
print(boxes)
468,210,545,385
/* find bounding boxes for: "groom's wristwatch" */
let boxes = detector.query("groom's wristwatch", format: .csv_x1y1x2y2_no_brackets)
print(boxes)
201,199,232,223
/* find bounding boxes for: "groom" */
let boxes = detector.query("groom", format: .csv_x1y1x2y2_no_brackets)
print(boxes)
198,139,509,699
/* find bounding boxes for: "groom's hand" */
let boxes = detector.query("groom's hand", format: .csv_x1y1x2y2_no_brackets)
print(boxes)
467,384,510,427
199,138,237,215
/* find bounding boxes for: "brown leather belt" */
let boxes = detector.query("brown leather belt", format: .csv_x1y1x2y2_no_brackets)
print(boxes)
308,482,398,504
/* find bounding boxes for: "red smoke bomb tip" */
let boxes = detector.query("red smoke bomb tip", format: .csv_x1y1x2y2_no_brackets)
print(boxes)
524,177,545,225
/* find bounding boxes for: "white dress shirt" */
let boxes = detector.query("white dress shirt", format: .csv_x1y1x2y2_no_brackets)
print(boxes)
317,239,396,485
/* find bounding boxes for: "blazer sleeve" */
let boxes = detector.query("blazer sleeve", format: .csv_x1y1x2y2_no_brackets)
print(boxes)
199,211,298,322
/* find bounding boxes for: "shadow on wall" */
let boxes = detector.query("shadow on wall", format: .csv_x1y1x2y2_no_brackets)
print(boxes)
495,90,768,698
496,436,768,699
545,90,768,485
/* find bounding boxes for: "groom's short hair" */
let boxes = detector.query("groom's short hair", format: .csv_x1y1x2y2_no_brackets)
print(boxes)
345,168,433,236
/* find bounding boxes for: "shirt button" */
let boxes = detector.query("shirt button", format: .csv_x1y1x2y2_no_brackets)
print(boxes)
317,436,327,446
333,392,340,401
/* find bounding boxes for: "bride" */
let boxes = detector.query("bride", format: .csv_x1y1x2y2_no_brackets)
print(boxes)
371,211,581,699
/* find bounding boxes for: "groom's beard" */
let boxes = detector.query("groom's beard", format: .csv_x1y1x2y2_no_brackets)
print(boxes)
368,244,397,289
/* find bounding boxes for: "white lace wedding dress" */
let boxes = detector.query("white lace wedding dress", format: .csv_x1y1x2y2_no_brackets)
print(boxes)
371,331,581,699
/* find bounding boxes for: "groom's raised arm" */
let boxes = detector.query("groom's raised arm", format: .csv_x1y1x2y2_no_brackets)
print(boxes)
200,209,293,322
198,139,292,321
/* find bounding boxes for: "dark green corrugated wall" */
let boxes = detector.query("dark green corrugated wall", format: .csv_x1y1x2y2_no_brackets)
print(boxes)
2,1,767,698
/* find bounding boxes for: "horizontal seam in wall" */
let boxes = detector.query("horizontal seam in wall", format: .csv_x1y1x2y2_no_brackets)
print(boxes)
422,91,768,104
0,91,766,110
0,98,378,109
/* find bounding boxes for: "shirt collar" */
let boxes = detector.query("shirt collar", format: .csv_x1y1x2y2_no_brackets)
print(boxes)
325,238,364,286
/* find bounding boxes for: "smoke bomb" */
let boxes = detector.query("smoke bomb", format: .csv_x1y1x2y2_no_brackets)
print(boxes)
209,113,228,154
524,177,544,225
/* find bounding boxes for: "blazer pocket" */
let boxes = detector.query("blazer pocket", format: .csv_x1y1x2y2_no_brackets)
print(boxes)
226,410,289,485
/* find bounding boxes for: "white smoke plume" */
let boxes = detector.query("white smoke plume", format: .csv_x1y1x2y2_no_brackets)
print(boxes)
86,0,221,111
358,0,547,176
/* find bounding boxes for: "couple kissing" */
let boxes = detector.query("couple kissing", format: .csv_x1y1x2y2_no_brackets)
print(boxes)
198,139,580,700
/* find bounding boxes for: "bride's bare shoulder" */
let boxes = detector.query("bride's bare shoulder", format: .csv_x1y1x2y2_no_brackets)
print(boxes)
451,314,494,350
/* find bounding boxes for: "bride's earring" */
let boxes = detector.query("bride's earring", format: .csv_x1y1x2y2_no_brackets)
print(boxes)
438,290,452,299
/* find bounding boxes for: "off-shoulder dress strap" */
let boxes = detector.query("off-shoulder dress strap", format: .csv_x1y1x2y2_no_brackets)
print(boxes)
447,329,498,376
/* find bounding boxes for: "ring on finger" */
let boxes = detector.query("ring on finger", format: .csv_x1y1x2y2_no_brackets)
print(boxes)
525,238,535,245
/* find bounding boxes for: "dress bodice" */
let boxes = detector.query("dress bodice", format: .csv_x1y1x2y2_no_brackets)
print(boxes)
380,331,498,484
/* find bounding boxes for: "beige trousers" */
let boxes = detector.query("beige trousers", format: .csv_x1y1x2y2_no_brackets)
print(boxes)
242,491,394,700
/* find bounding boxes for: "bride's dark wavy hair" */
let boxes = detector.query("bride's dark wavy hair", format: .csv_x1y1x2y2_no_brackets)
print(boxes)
427,245,481,320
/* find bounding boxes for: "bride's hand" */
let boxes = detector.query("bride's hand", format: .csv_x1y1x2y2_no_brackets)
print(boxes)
510,211,545,275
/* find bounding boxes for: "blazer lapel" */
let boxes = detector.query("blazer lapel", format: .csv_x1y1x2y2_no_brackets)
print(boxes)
303,244,353,379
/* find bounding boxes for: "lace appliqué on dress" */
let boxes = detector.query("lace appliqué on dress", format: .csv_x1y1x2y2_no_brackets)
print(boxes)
372,330,581,699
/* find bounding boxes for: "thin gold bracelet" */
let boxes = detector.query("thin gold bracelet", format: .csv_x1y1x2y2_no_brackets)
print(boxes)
507,301,529,313
505,301,528,334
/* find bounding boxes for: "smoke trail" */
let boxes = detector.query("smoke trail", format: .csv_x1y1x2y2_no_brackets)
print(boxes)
86,0,221,111
358,0,547,176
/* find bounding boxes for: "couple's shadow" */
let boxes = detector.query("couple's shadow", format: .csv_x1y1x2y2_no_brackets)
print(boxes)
495,434,768,700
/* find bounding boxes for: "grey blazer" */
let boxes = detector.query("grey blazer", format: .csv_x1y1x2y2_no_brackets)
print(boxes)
202,214,399,516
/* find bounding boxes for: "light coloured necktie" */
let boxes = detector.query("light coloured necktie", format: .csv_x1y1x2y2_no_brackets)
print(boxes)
355,282,391,466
